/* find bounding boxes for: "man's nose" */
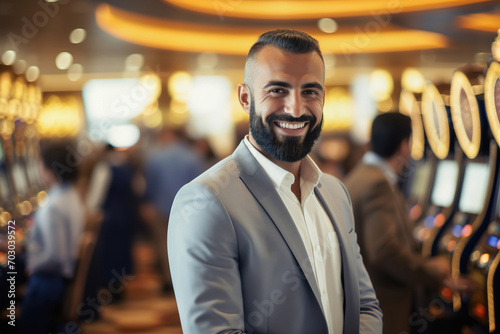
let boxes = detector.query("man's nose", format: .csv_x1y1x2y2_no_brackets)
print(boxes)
283,91,303,118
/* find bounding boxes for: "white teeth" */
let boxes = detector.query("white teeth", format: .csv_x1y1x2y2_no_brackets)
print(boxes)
277,122,306,130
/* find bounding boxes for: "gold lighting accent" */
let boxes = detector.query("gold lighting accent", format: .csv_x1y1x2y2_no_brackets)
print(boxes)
164,0,494,20
402,68,425,93
0,71,13,117
452,142,498,312
488,252,500,332
370,69,393,102
8,76,26,120
421,82,450,159
493,29,500,63
96,4,448,55
323,87,354,132
450,71,481,159
485,61,500,147
400,90,425,160
37,95,82,138
457,12,500,33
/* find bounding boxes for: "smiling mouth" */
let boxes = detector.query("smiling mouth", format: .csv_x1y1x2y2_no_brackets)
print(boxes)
275,122,308,130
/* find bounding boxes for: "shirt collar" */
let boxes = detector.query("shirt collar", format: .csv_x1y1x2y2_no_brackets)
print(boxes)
243,136,322,195
362,151,398,186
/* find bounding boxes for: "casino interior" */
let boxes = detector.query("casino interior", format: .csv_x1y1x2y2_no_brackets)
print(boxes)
1,0,500,333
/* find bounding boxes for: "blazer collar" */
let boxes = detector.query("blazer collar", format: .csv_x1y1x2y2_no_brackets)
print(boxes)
232,141,324,309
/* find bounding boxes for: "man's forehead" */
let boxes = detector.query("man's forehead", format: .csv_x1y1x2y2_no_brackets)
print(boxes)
249,46,324,84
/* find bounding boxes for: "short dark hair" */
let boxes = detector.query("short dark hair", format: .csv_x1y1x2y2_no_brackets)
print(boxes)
40,139,80,183
244,29,324,86
247,29,324,63
371,112,412,158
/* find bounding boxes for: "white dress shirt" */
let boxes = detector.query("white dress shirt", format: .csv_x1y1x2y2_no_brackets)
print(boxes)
244,137,344,334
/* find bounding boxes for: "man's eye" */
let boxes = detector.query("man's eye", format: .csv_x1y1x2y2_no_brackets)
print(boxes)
303,90,318,95
269,88,286,94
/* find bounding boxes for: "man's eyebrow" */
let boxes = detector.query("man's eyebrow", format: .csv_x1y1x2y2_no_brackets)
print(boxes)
302,82,323,90
262,81,292,89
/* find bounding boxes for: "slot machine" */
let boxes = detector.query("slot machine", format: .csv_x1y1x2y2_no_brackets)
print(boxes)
9,75,34,219
413,81,464,257
0,68,15,230
430,65,499,322
466,59,500,333
399,89,437,223
24,82,43,200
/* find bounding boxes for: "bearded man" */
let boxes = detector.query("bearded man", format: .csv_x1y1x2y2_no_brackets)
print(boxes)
167,29,382,334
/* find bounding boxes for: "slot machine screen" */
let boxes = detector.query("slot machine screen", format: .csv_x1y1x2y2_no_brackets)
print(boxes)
410,162,433,200
430,160,459,208
458,162,490,214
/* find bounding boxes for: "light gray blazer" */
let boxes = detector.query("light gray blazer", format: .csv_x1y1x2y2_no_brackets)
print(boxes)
168,141,382,334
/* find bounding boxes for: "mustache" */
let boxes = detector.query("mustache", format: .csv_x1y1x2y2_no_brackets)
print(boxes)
266,114,316,125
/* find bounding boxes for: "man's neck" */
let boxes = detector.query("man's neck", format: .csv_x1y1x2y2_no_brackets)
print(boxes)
385,155,401,177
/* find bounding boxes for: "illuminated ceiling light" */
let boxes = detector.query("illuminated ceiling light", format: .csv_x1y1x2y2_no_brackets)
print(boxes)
377,98,393,112
139,72,162,102
96,4,449,55
318,18,338,34
143,109,163,128
45,0,59,2
67,63,83,81
187,76,232,136
401,68,425,93
369,69,394,102
1,50,16,66
456,12,500,32
164,0,495,20
12,59,27,74
168,71,192,100
125,53,144,71
198,52,218,69
323,87,354,132
69,28,86,44
55,52,73,70
107,124,140,148
26,66,40,82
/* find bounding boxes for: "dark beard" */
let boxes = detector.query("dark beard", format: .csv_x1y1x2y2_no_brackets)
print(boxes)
249,98,322,162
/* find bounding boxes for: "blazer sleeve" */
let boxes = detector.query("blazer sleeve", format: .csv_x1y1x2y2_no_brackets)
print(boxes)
360,179,442,287
168,181,246,334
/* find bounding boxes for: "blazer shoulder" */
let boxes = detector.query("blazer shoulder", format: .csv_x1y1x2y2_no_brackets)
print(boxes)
185,155,240,195
319,173,352,204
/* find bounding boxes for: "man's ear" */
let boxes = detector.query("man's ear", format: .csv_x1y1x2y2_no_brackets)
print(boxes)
238,83,251,114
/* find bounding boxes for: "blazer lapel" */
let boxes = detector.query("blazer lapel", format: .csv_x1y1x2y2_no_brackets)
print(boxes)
315,181,360,334
232,142,323,309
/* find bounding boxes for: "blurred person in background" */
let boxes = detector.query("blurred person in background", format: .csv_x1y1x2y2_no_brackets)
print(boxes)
19,139,84,334
141,126,204,293
344,113,452,334
85,143,138,304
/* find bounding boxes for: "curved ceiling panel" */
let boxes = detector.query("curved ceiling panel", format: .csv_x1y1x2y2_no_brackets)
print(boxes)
163,0,493,20
456,12,500,32
96,4,448,55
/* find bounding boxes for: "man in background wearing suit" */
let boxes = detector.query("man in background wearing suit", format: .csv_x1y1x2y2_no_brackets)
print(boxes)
168,29,383,334
344,113,450,334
